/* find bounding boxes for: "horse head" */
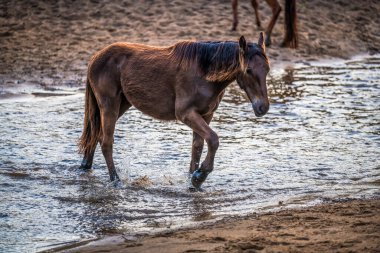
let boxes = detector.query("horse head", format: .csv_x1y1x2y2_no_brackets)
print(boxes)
237,33,270,117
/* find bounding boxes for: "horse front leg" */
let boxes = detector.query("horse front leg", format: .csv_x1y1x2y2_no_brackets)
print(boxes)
181,111,219,189
189,114,213,174
190,132,204,174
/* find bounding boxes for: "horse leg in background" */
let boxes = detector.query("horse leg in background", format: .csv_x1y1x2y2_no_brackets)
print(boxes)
231,0,239,31
251,0,261,28
118,95,132,119
232,0,261,30
181,110,219,189
189,114,213,174
281,0,298,48
263,0,281,47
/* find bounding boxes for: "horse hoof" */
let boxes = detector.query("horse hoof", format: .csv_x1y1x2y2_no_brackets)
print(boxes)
79,164,91,170
113,179,123,188
191,169,209,189
188,186,204,192
110,172,120,182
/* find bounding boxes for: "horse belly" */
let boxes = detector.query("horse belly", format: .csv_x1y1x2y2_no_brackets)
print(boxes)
123,83,176,121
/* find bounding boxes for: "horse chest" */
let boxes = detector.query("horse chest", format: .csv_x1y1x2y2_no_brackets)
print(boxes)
194,88,224,115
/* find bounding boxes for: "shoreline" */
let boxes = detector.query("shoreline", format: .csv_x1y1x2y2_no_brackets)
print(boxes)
50,197,380,253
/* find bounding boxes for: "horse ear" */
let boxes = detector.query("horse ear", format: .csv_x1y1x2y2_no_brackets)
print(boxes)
258,32,265,51
239,36,248,72
239,36,247,53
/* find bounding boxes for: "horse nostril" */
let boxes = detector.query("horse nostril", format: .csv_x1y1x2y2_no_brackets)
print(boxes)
258,105,265,114
252,102,268,117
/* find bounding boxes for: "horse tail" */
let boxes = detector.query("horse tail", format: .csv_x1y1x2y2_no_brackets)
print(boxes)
78,77,101,158
283,0,298,48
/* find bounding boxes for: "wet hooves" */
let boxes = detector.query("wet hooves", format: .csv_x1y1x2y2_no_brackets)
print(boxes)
110,173,120,182
79,159,92,170
79,164,91,170
191,169,209,190
188,186,204,192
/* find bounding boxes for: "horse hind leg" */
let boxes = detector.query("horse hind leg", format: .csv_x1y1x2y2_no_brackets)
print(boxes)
80,95,131,173
264,0,281,47
118,95,132,119
98,96,122,181
102,93,132,182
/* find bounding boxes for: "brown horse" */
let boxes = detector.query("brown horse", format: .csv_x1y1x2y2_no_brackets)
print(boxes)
232,0,298,48
78,33,270,189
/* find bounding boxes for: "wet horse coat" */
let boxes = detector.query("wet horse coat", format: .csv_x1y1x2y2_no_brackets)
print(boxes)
79,33,270,189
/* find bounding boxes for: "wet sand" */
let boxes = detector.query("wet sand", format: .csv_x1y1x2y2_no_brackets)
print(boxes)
1,0,380,252
59,199,380,253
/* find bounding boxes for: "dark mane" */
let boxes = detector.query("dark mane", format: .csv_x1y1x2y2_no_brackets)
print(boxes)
169,41,266,82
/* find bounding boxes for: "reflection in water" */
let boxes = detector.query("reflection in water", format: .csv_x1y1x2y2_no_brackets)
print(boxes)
268,67,304,104
0,55,379,252
191,193,213,222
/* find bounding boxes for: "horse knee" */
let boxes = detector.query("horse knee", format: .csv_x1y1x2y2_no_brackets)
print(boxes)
206,131,219,152
193,136,204,150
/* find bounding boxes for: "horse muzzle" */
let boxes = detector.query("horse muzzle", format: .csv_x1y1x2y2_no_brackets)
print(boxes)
252,100,269,117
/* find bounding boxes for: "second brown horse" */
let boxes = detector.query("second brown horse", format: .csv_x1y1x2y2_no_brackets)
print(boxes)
232,0,298,48
78,33,270,189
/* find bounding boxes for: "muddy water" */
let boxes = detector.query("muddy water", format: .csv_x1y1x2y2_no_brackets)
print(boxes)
1,55,379,252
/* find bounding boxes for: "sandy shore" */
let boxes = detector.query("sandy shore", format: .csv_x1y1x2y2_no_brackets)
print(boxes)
54,199,380,253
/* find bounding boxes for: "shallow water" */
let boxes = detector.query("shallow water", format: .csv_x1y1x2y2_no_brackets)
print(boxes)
0,55,379,252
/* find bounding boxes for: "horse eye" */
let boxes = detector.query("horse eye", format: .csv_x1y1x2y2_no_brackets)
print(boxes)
246,68,253,75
